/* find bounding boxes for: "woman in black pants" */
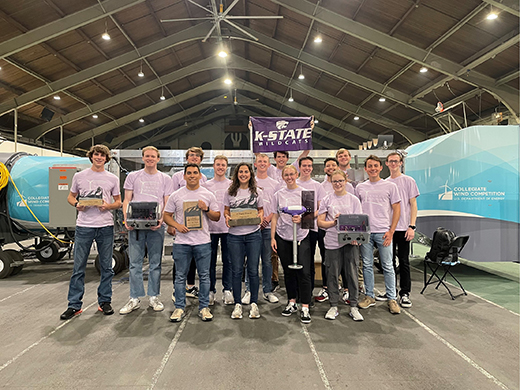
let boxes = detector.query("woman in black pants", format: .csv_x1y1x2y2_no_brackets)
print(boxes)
271,165,312,324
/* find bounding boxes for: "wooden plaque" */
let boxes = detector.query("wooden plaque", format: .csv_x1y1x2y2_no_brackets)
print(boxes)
77,198,103,207
229,208,261,227
183,201,203,230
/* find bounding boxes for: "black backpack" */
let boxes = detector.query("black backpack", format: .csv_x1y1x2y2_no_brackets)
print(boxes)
426,227,456,263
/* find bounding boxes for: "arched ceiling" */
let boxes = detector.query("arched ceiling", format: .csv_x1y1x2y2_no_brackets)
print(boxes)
0,0,518,153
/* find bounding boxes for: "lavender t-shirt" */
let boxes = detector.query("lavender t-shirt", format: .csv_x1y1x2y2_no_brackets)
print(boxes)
266,160,299,183
171,170,208,191
273,186,309,242
202,178,231,234
164,186,218,245
256,175,281,229
124,169,174,211
321,179,355,196
355,179,401,234
296,178,325,232
71,168,120,228
386,174,420,231
223,188,263,236
318,192,363,250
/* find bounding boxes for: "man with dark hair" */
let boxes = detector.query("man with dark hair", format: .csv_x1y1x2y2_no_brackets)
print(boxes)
356,155,401,314
267,150,310,182
60,145,121,320
164,164,220,322
385,152,419,308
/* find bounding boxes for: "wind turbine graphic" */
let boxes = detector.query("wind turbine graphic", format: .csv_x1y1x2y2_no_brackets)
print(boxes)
438,180,453,200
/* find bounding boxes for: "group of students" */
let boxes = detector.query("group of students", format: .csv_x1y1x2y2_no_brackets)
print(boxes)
60,144,419,326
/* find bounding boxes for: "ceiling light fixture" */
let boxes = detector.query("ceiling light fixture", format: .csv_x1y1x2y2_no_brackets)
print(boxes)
218,50,228,58
138,61,144,77
354,116,360,120
92,114,98,119
379,97,386,102
288,89,294,102
160,86,166,100
420,66,428,73
224,78,232,85
314,119,319,124
139,118,145,123
53,95,61,100
314,36,322,43
298,64,305,80
102,20,111,40
486,11,498,20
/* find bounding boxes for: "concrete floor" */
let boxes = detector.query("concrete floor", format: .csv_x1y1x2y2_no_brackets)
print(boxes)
0,255,518,390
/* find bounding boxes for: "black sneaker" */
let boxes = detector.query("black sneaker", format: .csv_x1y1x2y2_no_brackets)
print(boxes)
60,307,82,320
98,302,114,315
272,280,280,292
186,286,199,298
281,302,298,316
375,292,388,301
300,308,311,324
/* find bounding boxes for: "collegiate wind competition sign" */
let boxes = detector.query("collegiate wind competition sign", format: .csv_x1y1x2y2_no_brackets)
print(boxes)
250,116,313,153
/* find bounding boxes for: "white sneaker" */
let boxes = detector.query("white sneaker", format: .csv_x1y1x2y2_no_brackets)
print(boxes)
231,303,243,319
119,298,140,315
263,292,279,303
342,290,350,304
148,296,164,312
249,302,260,319
242,291,251,305
223,290,234,305
325,306,339,320
349,306,364,321
209,291,215,306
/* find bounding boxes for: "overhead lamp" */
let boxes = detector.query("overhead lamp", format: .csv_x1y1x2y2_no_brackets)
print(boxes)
102,20,111,40
420,66,428,73
354,116,359,120
314,119,319,124
379,97,386,102
224,78,232,85
298,64,305,80
486,11,498,20
314,36,322,43
160,86,166,100
53,95,61,100
139,118,145,123
92,114,98,119
218,50,228,58
137,61,144,77
288,89,294,102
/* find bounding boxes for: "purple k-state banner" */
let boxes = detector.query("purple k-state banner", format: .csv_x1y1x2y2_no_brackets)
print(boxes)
251,116,313,153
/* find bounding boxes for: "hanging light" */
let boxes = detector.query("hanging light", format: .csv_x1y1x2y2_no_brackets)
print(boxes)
160,86,166,100
224,78,232,85
288,89,294,102
53,95,61,100
137,61,144,77
486,11,498,20
102,20,111,40
218,50,228,58
379,97,386,102
314,36,322,43
139,118,145,123
314,119,319,124
92,114,98,119
420,66,428,73
298,64,305,80
354,116,360,120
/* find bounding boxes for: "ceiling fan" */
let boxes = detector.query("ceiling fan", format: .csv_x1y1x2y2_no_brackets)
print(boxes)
161,0,283,42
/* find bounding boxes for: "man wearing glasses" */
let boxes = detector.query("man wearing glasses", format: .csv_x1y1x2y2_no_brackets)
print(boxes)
385,152,419,308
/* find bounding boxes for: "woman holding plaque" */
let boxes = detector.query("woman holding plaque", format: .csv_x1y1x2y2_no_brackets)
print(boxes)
224,163,264,320
317,170,364,321
271,165,313,324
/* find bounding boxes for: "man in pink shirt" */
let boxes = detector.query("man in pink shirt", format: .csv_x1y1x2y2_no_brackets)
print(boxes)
356,155,402,314
60,145,121,320
164,164,220,322
119,146,174,315
385,152,419,308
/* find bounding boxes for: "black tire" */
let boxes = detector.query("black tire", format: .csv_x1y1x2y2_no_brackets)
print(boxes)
4,249,24,276
95,250,125,275
0,250,14,279
35,241,60,262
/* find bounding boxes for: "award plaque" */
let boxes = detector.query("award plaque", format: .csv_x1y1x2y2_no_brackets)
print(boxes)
78,186,103,207
183,201,203,230
228,208,261,227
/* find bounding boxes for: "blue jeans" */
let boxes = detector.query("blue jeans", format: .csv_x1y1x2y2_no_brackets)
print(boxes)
210,233,232,292
245,228,273,294
67,226,114,310
228,230,262,304
128,226,165,299
360,233,396,300
172,243,211,310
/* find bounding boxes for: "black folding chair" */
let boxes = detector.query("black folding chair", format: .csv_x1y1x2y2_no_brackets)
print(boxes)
421,236,469,300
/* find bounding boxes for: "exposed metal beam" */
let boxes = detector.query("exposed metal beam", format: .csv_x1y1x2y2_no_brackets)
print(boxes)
481,0,520,17
0,24,209,116
0,0,146,60
270,0,520,119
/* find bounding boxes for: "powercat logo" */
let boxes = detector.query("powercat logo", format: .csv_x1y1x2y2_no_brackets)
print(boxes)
276,120,289,130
